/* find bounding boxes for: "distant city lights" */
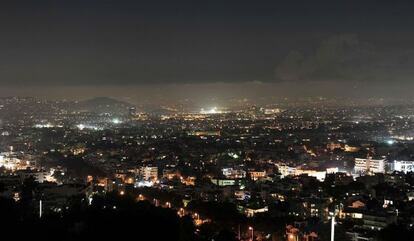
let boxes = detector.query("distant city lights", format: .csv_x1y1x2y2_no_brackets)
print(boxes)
112,118,122,124
386,139,396,145
76,124,102,131
200,107,223,114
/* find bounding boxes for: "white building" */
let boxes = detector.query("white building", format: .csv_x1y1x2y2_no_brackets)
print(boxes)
276,163,337,181
0,153,25,170
244,206,269,217
354,157,385,174
222,168,246,179
294,169,327,181
139,166,158,181
276,164,297,178
392,160,414,173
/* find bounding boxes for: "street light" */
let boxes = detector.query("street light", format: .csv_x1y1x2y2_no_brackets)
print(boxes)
248,226,254,241
178,208,185,217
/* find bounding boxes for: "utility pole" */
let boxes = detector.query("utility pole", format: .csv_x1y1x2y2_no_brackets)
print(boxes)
330,215,335,241
39,200,43,218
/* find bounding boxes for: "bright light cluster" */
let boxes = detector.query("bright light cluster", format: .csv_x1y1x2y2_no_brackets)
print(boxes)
200,107,222,114
76,124,102,131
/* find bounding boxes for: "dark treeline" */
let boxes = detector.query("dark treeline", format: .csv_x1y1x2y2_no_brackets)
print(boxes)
1,178,413,241
0,192,199,241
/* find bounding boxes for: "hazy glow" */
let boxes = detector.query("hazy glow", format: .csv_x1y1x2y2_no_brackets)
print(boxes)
76,124,101,131
112,118,122,124
200,107,223,114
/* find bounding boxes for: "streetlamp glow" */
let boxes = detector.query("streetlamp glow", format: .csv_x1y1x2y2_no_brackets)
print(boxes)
248,226,254,241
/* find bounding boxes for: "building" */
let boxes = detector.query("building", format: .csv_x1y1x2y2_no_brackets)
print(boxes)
392,160,414,173
286,225,318,241
360,212,397,230
327,143,343,151
295,169,327,181
139,166,158,181
163,168,181,180
222,168,246,179
210,178,237,186
286,225,300,241
244,206,268,217
0,153,24,170
234,190,251,201
277,164,297,178
344,145,361,153
346,231,374,241
248,170,266,181
277,164,334,181
354,157,385,174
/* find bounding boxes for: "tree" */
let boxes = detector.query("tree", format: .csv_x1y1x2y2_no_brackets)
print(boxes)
377,224,414,241
0,182,5,193
215,229,238,241
21,176,38,203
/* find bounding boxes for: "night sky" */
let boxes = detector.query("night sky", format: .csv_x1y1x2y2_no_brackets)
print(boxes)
0,1,413,100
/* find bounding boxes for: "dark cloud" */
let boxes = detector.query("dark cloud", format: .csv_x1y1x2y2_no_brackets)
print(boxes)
0,1,413,89
275,34,414,83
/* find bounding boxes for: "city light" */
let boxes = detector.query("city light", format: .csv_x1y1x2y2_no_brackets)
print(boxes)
1,2,412,240
112,118,122,124
200,107,223,114
248,226,254,241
